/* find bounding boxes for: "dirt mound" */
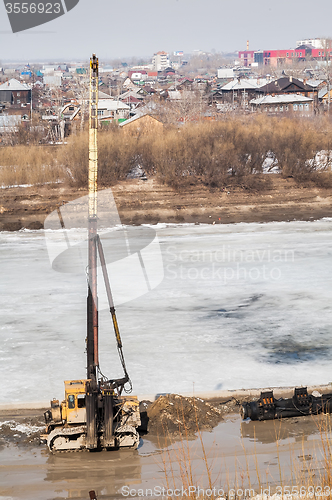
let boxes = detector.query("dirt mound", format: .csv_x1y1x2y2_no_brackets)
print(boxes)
145,394,224,436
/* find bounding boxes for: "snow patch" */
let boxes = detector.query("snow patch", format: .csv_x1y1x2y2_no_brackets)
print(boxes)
0,420,44,435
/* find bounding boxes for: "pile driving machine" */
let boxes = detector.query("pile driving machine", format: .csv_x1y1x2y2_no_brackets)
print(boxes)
43,55,141,452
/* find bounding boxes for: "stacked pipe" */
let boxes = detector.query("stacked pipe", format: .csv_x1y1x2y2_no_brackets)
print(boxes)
241,387,332,421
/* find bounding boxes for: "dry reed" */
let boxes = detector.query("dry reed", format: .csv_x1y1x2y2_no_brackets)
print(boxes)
1,116,332,189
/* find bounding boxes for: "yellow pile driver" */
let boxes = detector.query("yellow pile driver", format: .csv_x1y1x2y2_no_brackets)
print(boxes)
43,55,141,452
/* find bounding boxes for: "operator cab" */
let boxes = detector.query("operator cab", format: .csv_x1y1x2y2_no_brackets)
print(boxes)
64,380,87,424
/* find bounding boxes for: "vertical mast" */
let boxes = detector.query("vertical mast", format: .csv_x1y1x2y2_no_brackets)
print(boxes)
87,54,99,382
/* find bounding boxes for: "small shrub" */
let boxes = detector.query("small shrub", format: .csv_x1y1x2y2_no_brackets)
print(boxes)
304,171,332,189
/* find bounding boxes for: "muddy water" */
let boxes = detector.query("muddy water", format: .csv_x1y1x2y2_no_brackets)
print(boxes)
0,414,330,499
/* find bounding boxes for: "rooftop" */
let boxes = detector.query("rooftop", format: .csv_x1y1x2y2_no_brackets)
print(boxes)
250,94,313,105
0,79,31,91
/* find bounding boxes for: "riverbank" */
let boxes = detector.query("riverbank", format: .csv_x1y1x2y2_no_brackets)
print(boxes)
1,175,332,231
1,383,332,447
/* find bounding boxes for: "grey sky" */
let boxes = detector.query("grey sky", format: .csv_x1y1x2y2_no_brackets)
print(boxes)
1,0,332,62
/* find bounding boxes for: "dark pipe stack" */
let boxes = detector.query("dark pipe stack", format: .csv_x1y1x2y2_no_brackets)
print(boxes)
241,387,332,421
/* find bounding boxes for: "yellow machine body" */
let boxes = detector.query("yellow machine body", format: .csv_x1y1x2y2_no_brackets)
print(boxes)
44,380,141,452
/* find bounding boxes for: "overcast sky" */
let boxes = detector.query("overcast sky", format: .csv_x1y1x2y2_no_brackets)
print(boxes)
1,0,332,63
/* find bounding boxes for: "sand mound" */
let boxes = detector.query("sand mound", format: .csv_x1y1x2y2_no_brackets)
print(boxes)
145,394,224,435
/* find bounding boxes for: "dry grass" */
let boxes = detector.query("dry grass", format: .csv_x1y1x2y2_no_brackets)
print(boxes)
158,398,218,500
1,116,332,189
0,145,64,187
157,410,332,500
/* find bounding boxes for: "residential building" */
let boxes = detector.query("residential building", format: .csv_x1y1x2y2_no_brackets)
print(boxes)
128,70,147,82
120,113,163,134
147,71,158,80
0,78,31,105
216,78,261,105
59,102,81,121
152,51,168,71
217,68,235,79
296,38,328,49
98,100,130,121
256,76,317,101
98,90,113,100
44,72,62,87
250,94,314,114
318,86,332,105
238,51,255,67
0,79,31,120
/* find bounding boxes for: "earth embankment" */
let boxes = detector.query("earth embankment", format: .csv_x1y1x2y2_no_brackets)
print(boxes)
1,175,332,231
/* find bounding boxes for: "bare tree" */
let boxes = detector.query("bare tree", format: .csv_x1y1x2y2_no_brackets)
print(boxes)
321,38,332,113
72,76,89,131
151,91,211,125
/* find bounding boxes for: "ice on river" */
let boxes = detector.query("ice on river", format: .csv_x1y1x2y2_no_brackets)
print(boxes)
1,220,332,404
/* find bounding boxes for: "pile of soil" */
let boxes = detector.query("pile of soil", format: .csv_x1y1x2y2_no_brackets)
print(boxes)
144,394,224,436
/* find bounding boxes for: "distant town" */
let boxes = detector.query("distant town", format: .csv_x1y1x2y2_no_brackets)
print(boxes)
1,37,332,142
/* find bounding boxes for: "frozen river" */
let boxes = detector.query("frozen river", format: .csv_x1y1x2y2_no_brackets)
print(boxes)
1,220,332,404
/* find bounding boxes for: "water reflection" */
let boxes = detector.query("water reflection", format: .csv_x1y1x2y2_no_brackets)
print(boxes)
44,448,144,498
241,414,330,444
1,416,331,499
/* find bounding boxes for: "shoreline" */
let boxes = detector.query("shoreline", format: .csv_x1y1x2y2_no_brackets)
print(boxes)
1,176,332,231
1,382,331,411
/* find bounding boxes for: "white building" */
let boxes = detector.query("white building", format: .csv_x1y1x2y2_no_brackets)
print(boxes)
217,68,235,79
131,72,146,81
152,51,168,71
44,71,62,87
296,38,328,49
98,99,130,120
0,114,22,133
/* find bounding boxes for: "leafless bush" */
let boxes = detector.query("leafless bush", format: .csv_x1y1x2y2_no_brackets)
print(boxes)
227,174,273,191
60,128,139,188
1,115,332,191
98,129,138,185
2,118,46,146
295,171,332,189
270,117,326,178
57,132,88,187
150,118,272,188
